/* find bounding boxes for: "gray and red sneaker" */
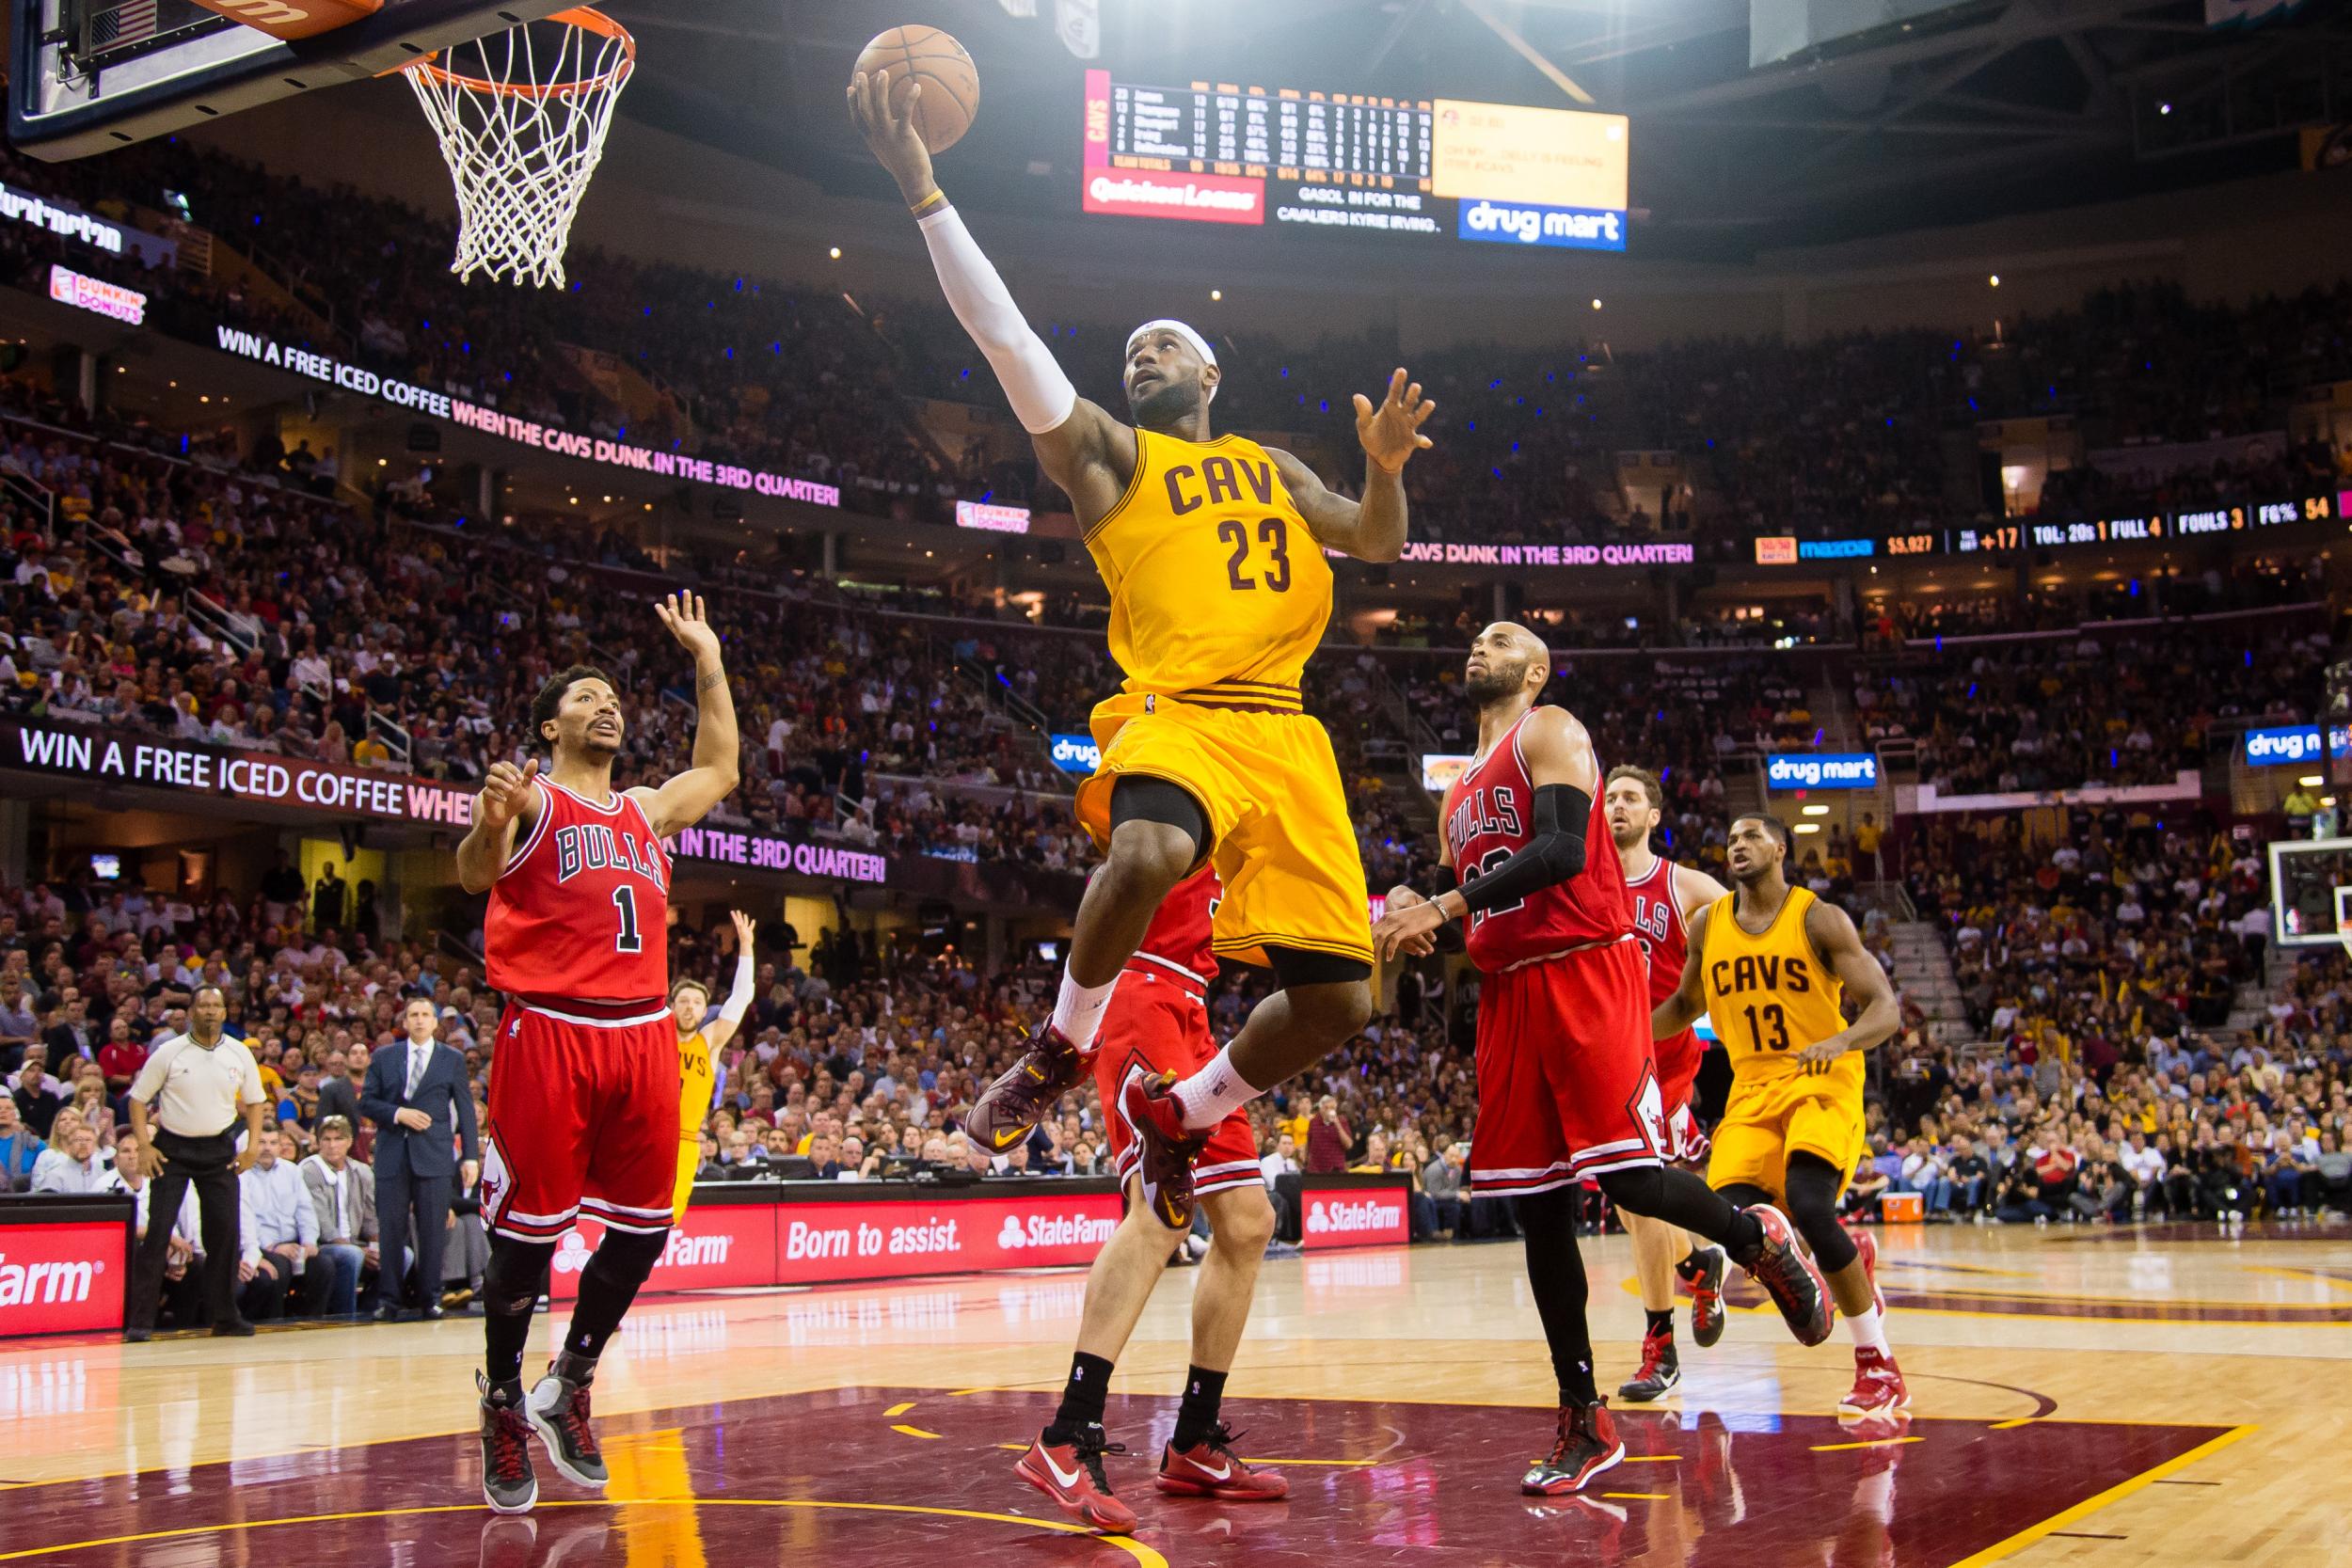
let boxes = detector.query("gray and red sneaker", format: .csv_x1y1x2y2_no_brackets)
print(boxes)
1839,1347,1911,1418
1680,1243,1729,1349
1847,1226,1887,1313
969,1023,1087,1153
1016,1424,1137,1534
1116,1068,1206,1230
1521,1401,1626,1495
1157,1423,1288,1500
526,1350,608,1489
1616,1325,1680,1403
1740,1204,1835,1347
478,1372,539,1515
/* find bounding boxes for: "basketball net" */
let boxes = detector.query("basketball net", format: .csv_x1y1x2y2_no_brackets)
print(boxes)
402,8,634,289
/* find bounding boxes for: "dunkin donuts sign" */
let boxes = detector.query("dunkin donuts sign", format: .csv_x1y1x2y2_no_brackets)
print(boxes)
1302,1184,1409,1250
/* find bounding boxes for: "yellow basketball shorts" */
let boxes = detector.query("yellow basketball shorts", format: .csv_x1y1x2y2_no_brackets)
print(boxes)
672,1140,699,1227
1706,1067,1867,1201
1077,692,1372,970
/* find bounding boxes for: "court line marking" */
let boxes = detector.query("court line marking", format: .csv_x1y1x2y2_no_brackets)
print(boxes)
883,1402,917,1418
1942,1424,2254,1568
2245,1264,2352,1292
1616,1454,1681,1462
1601,1492,1668,1500
891,1425,944,1440
2047,1532,2128,1541
0,1497,1169,1566
1810,1436,1923,1451
1990,1418,2040,1430
983,1439,1369,1466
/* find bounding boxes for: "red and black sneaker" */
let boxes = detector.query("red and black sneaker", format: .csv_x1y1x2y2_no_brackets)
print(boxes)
1116,1068,1206,1230
1616,1326,1680,1403
526,1350,608,1489
969,1023,1088,1153
1521,1400,1626,1495
1679,1243,1729,1349
1016,1424,1138,1534
1739,1204,1835,1347
1158,1423,1289,1500
477,1371,539,1515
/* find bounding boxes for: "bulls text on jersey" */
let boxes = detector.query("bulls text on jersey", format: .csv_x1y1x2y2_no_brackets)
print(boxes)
553,821,671,891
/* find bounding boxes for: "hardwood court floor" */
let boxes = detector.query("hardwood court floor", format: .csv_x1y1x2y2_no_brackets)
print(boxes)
2,1219,2345,1566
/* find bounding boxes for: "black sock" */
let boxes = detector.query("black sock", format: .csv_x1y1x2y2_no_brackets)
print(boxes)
1645,1308,1675,1339
1517,1189,1599,1408
1171,1365,1229,1450
1674,1248,1708,1284
1045,1352,1114,1443
485,1309,533,1391
564,1227,667,1361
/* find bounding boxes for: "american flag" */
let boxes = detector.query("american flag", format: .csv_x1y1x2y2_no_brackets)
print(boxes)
88,0,162,50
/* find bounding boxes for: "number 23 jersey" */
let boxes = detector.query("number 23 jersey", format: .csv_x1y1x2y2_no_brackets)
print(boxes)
1697,886,1857,1091
1084,429,1332,697
486,777,672,1003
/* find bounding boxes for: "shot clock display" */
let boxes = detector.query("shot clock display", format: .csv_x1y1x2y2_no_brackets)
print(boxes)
1079,70,1629,252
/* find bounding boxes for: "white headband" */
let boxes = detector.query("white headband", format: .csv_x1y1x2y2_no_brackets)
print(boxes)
1127,319,1218,400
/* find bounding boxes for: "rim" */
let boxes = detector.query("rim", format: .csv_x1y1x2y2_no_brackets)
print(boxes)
406,8,636,101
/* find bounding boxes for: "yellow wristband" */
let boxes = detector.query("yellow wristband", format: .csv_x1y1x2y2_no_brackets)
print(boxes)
909,188,947,217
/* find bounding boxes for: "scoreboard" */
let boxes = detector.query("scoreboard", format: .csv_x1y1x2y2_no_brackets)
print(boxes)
1080,71,1629,252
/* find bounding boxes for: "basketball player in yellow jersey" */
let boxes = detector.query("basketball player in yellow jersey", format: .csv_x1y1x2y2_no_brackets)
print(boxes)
1653,815,1912,1423
854,76,1436,1244
668,910,757,1226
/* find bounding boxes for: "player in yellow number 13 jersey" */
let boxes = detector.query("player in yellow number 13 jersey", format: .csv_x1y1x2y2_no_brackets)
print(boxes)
1652,815,1912,1424
668,910,756,1227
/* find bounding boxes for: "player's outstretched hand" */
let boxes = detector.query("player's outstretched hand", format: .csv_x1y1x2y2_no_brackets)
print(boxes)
1355,368,1436,474
1381,884,1439,958
730,908,757,950
1373,892,1449,962
848,69,937,205
655,592,723,666
1797,1035,1850,1073
477,757,539,832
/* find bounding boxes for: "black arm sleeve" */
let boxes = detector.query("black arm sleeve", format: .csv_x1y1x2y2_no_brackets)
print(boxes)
1454,784,1591,915
1429,863,1466,953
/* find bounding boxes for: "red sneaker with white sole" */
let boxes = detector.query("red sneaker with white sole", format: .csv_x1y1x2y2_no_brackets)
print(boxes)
1157,1424,1288,1500
1015,1426,1137,1534
1838,1347,1911,1418
1521,1401,1626,1495
1740,1204,1836,1347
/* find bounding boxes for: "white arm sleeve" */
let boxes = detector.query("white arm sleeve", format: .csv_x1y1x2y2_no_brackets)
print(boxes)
916,205,1078,436
718,951,756,1025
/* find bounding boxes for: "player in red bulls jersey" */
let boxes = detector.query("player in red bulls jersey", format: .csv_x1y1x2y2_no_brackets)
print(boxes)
1016,864,1286,1533
1372,622,1831,1497
1605,765,1733,1402
453,593,739,1515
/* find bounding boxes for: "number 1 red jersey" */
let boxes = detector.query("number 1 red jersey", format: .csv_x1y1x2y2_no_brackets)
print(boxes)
486,778,672,1002
1440,709,1634,974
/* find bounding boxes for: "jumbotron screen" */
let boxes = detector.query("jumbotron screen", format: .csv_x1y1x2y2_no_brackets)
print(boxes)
1080,71,1629,252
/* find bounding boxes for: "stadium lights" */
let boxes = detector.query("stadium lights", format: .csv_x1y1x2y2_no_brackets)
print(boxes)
1802,804,1830,816
1989,274,2001,287
2300,775,2324,787
1591,298,1603,310
2159,102,2172,115
1794,822,1821,834
830,246,842,260
1211,289,1222,301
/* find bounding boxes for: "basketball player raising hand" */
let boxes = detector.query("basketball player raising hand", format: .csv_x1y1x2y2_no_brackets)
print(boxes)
455,592,739,1514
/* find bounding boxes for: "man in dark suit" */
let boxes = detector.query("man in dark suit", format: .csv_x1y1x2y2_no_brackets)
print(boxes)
363,997,480,1321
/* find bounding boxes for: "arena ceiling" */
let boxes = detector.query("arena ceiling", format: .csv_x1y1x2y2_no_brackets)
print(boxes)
599,0,2349,259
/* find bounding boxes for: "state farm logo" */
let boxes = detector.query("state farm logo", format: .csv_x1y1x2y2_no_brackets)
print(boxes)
552,1226,732,1274
1307,1197,1404,1235
999,1212,1117,1250
552,1229,594,1275
0,1251,98,1307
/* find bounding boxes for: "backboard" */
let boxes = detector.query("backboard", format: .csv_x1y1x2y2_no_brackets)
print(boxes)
2267,835,2352,947
9,0,576,161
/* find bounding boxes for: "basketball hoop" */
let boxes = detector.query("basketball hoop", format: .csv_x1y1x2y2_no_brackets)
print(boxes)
401,8,635,289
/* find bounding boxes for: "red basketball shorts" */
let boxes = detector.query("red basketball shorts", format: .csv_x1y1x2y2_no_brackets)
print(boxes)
1470,937,1669,1197
1096,966,1262,1199
1654,1024,1711,1164
482,997,680,1241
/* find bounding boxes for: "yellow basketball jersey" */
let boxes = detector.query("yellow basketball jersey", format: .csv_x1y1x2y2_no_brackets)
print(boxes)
1084,430,1333,697
1700,887,1858,1089
677,1027,714,1142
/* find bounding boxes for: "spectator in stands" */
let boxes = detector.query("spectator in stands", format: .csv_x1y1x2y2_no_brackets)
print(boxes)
30,1116,108,1193
238,1126,326,1320
362,997,478,1323
114,1124,206,1330
299,1116,377,1317
1306,1095,1351,1175
0,1095,41,1193
8,1041,69,1138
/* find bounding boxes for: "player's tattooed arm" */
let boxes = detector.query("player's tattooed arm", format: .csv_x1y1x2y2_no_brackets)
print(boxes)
1796,899,1900,1069
1653,902,1710,1039
631,592,741,838
454,757,539,895
1267,368,1433,564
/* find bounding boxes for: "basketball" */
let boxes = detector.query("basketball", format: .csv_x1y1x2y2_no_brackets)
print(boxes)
853,25,979,154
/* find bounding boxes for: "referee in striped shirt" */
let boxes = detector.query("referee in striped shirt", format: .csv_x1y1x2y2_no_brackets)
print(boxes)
123,986,266,1341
